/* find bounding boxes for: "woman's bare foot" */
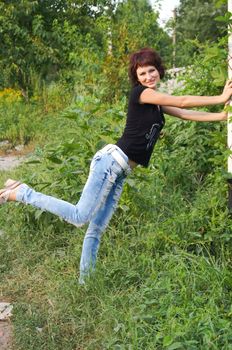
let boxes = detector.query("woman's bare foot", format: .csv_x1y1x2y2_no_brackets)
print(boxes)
4,179,21,189
0,179,22,204
0,188,17,202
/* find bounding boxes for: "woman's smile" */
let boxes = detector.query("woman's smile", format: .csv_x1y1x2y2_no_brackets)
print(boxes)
136,65,160,89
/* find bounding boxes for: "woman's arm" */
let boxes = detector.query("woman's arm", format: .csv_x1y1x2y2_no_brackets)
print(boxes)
139,81,232,108
162,105,227,122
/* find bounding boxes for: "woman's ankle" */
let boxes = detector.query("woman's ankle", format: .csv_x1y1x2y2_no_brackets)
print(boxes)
8,189,17,201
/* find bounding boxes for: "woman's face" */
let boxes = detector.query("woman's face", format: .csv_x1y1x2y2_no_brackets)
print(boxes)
136,65,160,89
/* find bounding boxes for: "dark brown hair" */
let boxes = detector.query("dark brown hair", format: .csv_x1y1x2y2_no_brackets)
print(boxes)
129,48,165,86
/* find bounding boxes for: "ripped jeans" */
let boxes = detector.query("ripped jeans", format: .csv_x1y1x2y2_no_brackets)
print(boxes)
16,145,131,283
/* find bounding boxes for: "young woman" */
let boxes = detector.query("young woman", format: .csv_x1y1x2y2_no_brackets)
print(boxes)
0,48,231,283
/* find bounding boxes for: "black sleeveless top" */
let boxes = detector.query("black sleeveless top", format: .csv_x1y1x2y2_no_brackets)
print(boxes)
116,85,165,167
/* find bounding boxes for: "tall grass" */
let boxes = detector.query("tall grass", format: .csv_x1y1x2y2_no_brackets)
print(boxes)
0,80,72,147
0,84,231,349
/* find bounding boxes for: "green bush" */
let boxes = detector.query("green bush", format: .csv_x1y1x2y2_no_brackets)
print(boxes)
0,35,232,349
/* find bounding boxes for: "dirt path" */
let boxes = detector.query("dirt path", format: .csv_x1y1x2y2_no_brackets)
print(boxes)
0,303,13,350
0,321,13,349
0,155,25,171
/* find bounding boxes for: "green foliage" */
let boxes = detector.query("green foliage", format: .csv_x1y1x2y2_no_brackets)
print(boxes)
0,3,232,349
0,0,114,90
0,0,172,101
0,88,36,145
0,78,232,348
0,82,72,145
171,0,227,66
99,0,172,101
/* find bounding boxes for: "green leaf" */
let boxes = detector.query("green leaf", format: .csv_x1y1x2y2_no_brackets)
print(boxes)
47,156,63,164
25,160,41,164
163,335,173,347
167,343,183,350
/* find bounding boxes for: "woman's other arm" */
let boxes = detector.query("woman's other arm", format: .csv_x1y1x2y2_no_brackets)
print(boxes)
139,81,232,108
162,106,227,122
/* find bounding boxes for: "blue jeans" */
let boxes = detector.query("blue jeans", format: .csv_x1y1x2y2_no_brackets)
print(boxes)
16,145,131,283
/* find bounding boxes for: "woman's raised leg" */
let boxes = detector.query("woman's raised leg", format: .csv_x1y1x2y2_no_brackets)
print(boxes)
6,152,120,227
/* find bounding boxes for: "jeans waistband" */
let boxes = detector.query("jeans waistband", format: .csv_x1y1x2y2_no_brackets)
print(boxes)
100,144,131,175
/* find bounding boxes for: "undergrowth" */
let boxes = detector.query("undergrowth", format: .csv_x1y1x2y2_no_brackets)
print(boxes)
0,83,232,349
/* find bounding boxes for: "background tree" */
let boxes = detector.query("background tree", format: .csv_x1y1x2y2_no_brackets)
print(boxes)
0,0,113,91
100,0,172,100
0,0,172,100
172,0,227,66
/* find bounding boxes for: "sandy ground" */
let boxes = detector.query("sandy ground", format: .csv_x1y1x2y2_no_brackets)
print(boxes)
0,322,13,349
0,155,25,171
